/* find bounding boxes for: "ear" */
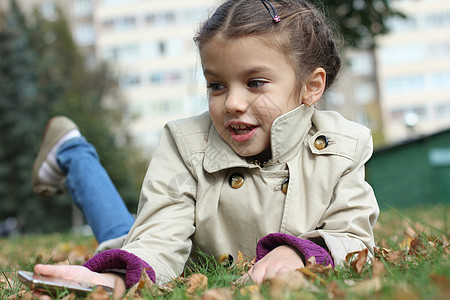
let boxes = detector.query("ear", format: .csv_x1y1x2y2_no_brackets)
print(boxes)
301,68,326,106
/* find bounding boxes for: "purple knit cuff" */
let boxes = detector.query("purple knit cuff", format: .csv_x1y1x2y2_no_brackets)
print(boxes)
83,249,156,288
256,233,334,267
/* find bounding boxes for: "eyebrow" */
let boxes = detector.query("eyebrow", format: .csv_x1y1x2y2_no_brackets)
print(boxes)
203,65,274,77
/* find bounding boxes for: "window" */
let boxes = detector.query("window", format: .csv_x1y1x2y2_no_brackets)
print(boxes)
349,51,374,75
41,1,57,21
103,44,139,62
149,70,182,85
72,0,92,18
384,74,425,94
144,11,176,27
353,82,376,105
435,101,450,118
119,74,142,88
379,44,425,65
73,24,95,46
102,16,137,31
425,11,450,28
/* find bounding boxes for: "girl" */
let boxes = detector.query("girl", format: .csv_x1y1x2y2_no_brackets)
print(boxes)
32,0,379,295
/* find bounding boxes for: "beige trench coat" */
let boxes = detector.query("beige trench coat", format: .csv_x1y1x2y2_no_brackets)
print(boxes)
100,105,379,284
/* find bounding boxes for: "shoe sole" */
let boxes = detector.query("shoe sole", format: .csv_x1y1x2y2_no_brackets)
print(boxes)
31,116,78,197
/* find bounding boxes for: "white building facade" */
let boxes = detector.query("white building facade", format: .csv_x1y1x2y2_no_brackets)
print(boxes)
5,0,450,149
376,0,450,143
94,0,212,150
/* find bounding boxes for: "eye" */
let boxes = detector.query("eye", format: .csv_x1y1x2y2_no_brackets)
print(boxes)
247,80,267,89
207,82,226,91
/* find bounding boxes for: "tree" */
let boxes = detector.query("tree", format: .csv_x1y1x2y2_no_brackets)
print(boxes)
0,0,143,233
312,0,404,48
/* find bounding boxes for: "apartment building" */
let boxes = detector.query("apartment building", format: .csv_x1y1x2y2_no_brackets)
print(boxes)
375,0,450,144
94,0,212,150
5,0,450,149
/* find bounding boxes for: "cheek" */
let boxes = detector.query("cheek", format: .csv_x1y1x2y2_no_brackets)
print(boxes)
208,102,223,126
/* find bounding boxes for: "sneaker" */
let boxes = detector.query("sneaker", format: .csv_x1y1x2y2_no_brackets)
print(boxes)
31,116,80,197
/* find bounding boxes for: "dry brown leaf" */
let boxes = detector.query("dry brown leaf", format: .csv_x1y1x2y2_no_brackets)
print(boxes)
391,283,419,300
235,251,255,274
350,249,368,273
266,271,304,300
125,268,158,298
186,273,208,295
235,251,245,268
374,247,406,265
408,236,426,256
7,290,34,300
429,273,450,296
405,224,417,239
297,268,325,285
239,285,260,296
305,256,333,275
351,277,382,296
61,293,76,300
201,288,233,300
240,285,263,300
327,281,346,299
371,259,386,278
164,277,187,292
86,286,110,300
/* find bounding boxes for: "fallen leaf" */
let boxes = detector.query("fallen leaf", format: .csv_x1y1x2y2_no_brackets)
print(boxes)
164,277,187,292
186,273,208,295
201,288,233,300
305,256,333,275
297,268,325,285
350,249,368,273
61,293,76,300
408,236,426,256
266,271,304,300
125,268,159,298
7,290,34,300
374,247,406,265
391,283,418,300
371,259,386,277
327,281,346,299
240,285,263,300
351,277,382,296
86,286,110,300
239,285,260,296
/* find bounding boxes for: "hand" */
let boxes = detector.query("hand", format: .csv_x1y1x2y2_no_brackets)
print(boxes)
32,264,126,299
241,245,305,285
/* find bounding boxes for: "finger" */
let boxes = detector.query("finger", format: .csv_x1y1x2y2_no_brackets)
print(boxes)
234,273,250,286
113,276,126,299
34,264,60,277
248,265,267,285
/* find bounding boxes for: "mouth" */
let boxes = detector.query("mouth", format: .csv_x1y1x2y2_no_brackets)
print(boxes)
229,124,256,135
227,123,258,143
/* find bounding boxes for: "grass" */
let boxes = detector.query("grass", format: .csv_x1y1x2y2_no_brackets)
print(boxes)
1,205,448,299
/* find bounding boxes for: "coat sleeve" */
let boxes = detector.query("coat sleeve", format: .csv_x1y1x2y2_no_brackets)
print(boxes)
120,122,197,284
299,127,379,266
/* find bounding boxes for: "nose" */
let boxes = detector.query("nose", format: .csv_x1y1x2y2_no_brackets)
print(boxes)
224,88,249,114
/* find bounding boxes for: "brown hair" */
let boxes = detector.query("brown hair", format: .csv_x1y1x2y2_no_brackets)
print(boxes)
194,0,341,91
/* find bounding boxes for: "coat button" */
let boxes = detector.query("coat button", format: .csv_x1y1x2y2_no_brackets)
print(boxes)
314,135,329,150
281,179,289,194
229,173,244,189
218,253,234,267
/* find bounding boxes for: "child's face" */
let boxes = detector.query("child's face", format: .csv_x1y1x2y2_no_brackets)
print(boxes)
201,36,303,158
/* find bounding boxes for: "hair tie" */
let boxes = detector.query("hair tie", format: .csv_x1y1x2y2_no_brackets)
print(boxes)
260,0,281,23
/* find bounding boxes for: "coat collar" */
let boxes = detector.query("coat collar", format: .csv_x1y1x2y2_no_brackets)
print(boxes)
203,105,314,173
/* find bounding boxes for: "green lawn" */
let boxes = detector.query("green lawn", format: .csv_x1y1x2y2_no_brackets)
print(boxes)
1,205,448,299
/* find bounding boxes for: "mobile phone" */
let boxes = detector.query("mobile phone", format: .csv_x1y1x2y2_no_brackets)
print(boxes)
18,270,114,296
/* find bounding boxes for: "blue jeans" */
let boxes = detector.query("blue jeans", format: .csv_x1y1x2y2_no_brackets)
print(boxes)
57,137,135,243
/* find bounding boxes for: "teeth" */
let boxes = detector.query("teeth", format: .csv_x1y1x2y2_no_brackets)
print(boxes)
230,124,252,130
